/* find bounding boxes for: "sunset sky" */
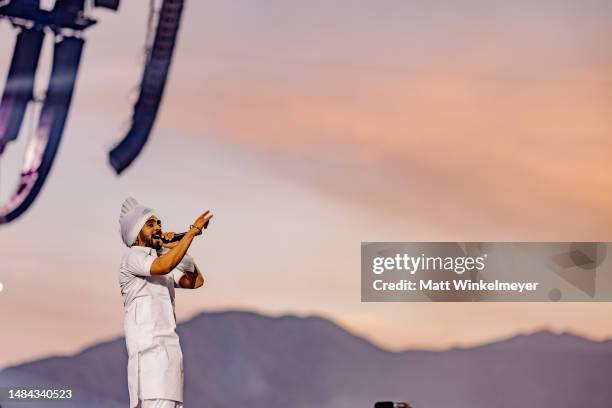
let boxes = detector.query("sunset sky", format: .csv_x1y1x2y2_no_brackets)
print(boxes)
1,0,612,368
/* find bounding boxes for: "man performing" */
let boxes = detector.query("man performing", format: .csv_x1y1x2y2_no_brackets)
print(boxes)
118,197,213,408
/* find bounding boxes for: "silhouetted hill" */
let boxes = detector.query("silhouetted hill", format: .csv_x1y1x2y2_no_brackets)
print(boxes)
2,311,612,408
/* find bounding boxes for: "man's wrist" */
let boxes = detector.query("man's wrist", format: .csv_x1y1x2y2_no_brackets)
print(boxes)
188,224,202,236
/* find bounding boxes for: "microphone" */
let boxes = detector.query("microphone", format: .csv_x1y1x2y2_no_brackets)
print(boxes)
161,220,210,243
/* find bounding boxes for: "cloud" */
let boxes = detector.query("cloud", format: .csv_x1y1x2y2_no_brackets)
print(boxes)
155,53,612,238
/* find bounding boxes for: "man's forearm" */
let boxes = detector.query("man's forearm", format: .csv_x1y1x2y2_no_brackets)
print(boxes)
151,230,199,275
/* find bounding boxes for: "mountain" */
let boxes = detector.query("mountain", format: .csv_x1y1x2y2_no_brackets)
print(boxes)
1,311,612,408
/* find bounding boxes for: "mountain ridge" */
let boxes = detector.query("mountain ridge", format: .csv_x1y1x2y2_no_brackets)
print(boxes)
5,310,610,370
3,310,612,408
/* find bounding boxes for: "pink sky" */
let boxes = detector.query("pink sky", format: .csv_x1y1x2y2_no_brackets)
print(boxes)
1,0,612,367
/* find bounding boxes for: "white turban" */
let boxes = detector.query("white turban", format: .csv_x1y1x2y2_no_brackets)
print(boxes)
119,197,158,247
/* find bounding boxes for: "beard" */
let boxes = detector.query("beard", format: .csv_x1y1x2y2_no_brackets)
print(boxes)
146,235,163,250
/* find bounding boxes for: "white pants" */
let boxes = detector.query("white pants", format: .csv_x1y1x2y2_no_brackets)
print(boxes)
141,400,183,408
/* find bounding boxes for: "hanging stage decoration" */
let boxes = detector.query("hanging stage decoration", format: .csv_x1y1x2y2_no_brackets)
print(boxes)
0,0,184,224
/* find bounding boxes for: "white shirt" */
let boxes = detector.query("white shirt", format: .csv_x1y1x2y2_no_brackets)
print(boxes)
118,246,195,407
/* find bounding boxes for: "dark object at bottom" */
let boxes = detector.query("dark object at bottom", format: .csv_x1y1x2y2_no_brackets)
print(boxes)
94,0,120,10
375,402,412,408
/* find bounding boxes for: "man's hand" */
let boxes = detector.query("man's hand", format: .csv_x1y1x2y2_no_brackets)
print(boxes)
161,232,178,249
192,211,213,234
179,265,204,289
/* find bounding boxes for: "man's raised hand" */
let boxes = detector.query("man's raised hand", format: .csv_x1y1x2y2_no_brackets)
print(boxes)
193,211,213,235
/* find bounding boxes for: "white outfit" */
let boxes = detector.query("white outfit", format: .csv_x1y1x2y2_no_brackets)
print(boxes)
141,399,184,408
119,246,195,408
